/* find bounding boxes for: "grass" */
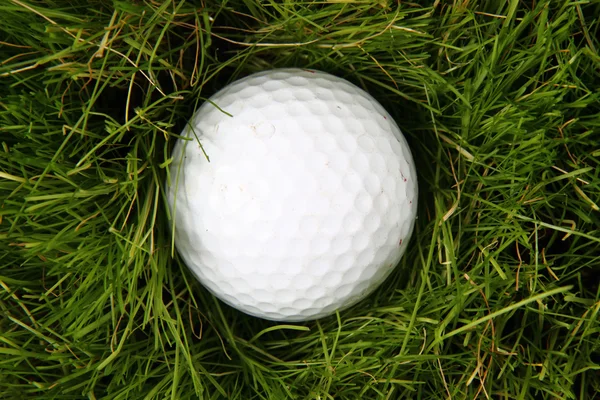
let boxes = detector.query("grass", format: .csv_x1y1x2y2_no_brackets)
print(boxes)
0,0,599,398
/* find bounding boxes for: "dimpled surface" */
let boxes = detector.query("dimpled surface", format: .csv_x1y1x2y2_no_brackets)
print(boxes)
167,69,418,322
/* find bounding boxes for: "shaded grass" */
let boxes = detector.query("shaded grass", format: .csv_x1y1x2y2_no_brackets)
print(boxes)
1,0,599,399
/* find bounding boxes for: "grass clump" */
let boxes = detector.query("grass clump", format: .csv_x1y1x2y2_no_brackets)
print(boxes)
1,0,599,399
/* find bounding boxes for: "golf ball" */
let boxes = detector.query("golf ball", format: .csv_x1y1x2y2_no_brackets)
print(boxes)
167,68,417,322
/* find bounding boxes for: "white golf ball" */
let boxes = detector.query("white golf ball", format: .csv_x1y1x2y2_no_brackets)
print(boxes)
167,68,417,322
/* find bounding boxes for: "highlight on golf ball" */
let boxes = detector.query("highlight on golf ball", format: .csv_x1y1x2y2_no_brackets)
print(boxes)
166,68,418,322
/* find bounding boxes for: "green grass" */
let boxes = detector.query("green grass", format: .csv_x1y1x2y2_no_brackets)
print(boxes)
1,0,599,398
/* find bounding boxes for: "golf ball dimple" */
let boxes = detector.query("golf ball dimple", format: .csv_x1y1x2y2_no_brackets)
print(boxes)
167,68,418,322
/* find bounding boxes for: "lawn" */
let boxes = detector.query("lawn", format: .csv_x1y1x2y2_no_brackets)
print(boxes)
1,0,599,399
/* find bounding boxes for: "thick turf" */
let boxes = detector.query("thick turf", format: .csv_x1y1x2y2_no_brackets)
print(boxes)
1,1,599,398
